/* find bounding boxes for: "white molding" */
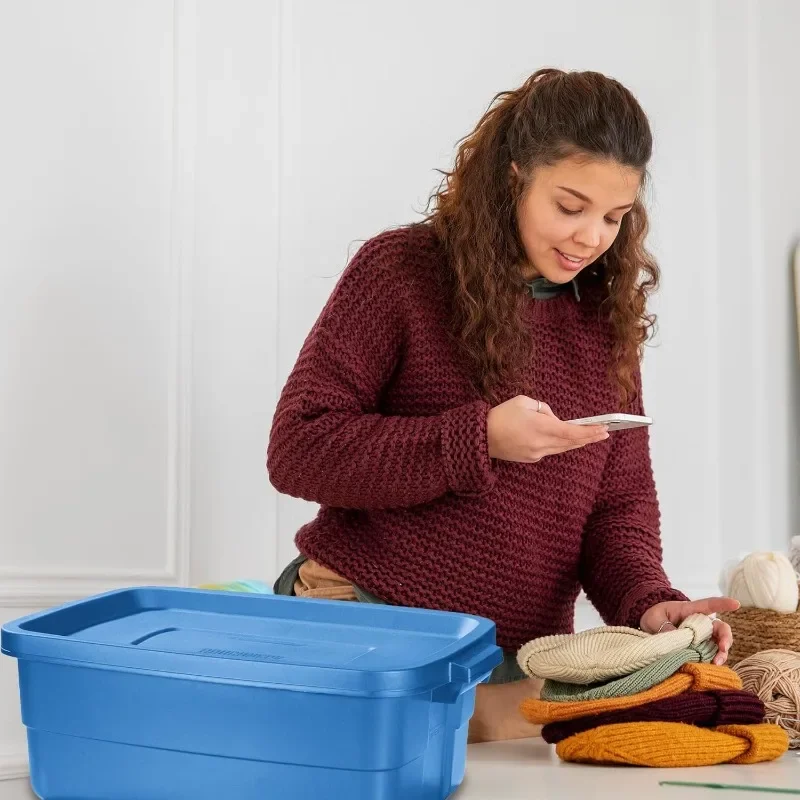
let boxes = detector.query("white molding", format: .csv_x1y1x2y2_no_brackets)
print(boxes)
273,0,286,598
0,1,196,592
794,243,800,365
0,566,175,580
699,0,722,577
272,0,294,580
167,0,196,587
0,571,180,610
0,576,178,609
745,0,770,549
0,752,28,783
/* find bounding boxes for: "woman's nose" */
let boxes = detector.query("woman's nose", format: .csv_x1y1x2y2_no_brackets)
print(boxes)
573,222,601,250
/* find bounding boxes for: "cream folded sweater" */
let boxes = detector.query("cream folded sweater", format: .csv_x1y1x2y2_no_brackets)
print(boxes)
540,639,718,702
516,613,713,683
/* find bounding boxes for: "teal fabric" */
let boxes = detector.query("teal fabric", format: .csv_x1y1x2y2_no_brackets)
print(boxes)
200,579,273,593
272,554,527,684
539,639,719,703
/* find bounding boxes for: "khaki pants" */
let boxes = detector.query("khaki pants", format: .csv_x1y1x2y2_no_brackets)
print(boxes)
293,559,543,744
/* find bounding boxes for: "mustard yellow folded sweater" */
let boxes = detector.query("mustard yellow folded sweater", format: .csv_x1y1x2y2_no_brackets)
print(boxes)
556,722,788,767
520,662,742,724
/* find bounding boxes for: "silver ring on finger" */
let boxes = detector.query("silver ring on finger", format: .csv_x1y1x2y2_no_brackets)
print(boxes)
657,620,674,633
536,400,542,413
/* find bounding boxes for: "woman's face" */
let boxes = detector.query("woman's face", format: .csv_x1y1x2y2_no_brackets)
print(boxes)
514,155,642,282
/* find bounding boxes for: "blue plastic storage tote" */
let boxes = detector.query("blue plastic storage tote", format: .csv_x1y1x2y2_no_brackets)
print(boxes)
1,586,503,799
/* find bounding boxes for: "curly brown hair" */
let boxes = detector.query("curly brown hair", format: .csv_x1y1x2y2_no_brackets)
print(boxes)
422,68,659,407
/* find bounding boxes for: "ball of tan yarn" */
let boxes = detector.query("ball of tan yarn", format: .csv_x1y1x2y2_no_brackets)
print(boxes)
733,649,800,749
724,551,799,613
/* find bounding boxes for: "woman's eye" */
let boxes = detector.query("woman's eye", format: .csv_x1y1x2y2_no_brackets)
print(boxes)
557,203,621,226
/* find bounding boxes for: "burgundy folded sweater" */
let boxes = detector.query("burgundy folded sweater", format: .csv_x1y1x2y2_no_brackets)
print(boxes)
267,224,689,649
541,690,766,744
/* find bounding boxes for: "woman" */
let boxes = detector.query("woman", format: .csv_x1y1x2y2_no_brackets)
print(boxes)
267,68,738,743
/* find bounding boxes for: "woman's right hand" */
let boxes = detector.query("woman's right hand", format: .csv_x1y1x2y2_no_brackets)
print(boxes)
486,395,609,463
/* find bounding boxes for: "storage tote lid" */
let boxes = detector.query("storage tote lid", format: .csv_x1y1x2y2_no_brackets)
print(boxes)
1,587,502,697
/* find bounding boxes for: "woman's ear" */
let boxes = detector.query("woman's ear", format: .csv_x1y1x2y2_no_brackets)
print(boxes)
509,161,526,200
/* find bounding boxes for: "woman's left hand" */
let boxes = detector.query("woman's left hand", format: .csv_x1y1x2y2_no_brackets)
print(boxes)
639,596,740,666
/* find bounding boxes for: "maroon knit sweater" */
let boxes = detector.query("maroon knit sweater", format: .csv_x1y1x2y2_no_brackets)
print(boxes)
267,224,689,650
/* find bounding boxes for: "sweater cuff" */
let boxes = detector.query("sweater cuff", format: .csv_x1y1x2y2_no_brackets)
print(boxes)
619,582,691,629
440,400,497,496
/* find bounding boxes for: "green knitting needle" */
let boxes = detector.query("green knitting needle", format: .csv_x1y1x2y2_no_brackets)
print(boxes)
660,781,800,795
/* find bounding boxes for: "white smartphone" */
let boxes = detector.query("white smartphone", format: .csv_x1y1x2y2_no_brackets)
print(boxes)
567,413,652,431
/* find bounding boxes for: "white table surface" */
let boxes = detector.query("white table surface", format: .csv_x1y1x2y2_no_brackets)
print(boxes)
458,737,800,799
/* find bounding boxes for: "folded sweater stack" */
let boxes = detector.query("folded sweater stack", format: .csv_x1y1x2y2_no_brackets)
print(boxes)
516,614,789,766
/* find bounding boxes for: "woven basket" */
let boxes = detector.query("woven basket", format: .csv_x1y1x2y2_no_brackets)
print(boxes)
718,589,800,666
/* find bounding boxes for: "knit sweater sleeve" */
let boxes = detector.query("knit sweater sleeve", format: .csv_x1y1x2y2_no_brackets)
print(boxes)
578,369,689,627
266,230,496,509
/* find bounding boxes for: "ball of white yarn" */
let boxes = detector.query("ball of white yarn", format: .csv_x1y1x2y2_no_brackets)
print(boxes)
724,551,799,613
